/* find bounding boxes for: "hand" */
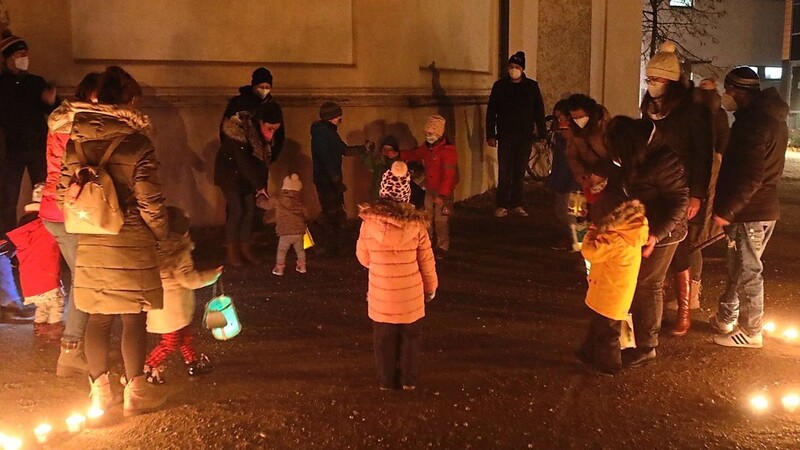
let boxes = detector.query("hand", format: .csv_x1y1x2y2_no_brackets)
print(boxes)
687,197,701,220
42,86,57,106
712,214,730,227
425,291,436,302
642,235,657,258
365,140,375,152
487,138,497,148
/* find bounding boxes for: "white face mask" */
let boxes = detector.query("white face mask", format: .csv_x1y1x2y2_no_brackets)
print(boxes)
721,93,738,112
647,82,667,99
14,56,29,71
574,117,590,129
509,68,522,80
425,135,439,144
255,88,270,99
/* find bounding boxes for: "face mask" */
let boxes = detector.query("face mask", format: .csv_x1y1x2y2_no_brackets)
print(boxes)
14,56,29,71
255,88,270,99
721,93,738,112
426,135,439,144
647,82,667,99
508,68,522,80
574,117,590,129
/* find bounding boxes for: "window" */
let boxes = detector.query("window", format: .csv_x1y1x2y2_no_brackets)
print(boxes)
749,66,760,75
765,67,783,80
669,0,693,7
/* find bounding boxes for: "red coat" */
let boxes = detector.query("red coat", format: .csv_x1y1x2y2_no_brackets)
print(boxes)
6,217,62,297
401,139,459,198
39,131,69,222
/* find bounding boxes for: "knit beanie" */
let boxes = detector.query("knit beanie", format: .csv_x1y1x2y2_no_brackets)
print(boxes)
1,35,27,59
255,100,283,124
166,206,191,235
379,161,412,203
424,114,446,139
251,67,273,86
319,101,343,120
282,173,303,191
724,66,760,91
380,135,400,151
645,42,681,82
508,51,525,69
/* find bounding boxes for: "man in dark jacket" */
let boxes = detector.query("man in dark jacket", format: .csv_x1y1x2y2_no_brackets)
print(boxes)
0,36,57,232
310,102,371,256
486,51,546,218
710,67,788,349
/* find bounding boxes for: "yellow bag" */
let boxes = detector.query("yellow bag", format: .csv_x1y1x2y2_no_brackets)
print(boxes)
303,227,315,249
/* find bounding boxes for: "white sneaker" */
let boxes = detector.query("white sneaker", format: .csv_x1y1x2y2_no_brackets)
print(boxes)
510,207,529,217
709,313,735,334
713,329,763,348
494,207,508,218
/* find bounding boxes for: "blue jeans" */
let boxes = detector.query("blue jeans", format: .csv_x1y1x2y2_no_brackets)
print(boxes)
717,221,776,335
42,219,87,343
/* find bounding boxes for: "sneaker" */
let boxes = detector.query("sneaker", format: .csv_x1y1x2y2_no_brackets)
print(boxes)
709,313,736,334
713,329,763,348
402,385,416,391
510,207,529,217
272,264,285,276
187,354,214,376
494,207,508,218
622,347,657,368
296,261,307,274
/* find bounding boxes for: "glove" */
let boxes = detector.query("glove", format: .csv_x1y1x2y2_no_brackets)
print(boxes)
425,291,436,302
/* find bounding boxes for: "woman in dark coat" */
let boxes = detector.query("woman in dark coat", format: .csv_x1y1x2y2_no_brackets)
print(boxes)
605,116,689,367
58,66,168,416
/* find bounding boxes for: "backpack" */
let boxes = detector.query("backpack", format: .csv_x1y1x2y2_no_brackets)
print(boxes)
63,136,126,235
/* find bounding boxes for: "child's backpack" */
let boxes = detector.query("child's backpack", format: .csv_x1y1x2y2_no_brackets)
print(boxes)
64,136,126,235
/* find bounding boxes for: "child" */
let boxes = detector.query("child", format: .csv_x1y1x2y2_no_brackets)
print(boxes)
143,206,222,384
356,161,438,390
363,135,400,200
6,183,64,340
546,100,582,252
576,179,648,376
267,174,309,276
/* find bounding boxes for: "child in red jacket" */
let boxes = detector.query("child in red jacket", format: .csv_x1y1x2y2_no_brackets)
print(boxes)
401,115,459,260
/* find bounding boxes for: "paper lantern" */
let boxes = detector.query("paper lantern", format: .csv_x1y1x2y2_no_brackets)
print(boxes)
204,295,241,341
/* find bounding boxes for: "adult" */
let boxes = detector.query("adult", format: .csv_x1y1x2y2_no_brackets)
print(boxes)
0,35,57,232
42,72,100,377
220,67,285,162
57,66,167,415
215,101,282,266
564,93,611,202
640,42,713,336
486,51,546,218
710,67,788,348
605,116,689,367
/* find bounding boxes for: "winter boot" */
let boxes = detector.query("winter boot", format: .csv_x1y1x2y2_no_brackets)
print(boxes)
670,270,692,337
187,354,214,376
296,260,307,274
272,263,285,276
123,375,166,416
89,373,114,411
240,243,262,265
226,243,243,267
689,280,701,310
57,341,89,377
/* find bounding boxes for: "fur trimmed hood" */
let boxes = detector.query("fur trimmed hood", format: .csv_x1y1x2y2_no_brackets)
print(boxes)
358,200,429,246
48,99,99,134
593,199,649,246
69,103,152,142
221,113,249,143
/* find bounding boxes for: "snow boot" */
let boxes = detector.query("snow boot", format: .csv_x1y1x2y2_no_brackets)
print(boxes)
89,373,114,411
123,375,166,416
670,270,692,337
57,340,88,377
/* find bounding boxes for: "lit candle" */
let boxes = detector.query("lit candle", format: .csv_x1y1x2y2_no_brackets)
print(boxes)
750,394,770,414
763,322,776,334
66,413,86,433
782,394,800,412
34,423,52,443
87,406,105,425
783,328,798,341
1,436,22,450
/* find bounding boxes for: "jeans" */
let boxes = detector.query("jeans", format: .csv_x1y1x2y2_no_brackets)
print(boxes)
716,221,775,335
276,234,305,265
1,151,47,232
223,190,255,245
630,242,679,350
373,320,423,388
424,192,451,251
42,219,87,343
496,137,532,209
0,254,22,309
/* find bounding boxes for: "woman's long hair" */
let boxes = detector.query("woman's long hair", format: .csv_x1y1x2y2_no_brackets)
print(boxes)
605,116,655,184
97,66,142,105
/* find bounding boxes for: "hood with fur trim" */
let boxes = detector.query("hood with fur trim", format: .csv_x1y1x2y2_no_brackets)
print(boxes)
593,199,649,247
221,113,249,143
70,103,151,142
48,99,100,134
358,200,429,246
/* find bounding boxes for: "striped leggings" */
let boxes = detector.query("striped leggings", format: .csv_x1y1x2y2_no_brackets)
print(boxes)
145,325,198,367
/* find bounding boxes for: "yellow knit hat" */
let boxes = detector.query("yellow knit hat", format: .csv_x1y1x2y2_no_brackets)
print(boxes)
646,42,681,82
424,114,446,138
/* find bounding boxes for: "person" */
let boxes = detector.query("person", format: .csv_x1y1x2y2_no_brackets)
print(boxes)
266,174,309,276
564,94,611,205
215,101,283,266
363,135,401,200
221,67,285,162
486,50,547,218
356,161,438,390
0,234,24,321
709,67,788,349
310,101,371,257
576,177,649,376
546,100,581,251
6,183,64,340
0,35,58,232
401,115,459,260
640,41,713,336
143,207,222,384
42,72,101,377
57,66,168,416
605,116,689,368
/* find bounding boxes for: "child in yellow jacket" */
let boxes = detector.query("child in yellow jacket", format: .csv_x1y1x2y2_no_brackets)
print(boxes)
576,184,649,376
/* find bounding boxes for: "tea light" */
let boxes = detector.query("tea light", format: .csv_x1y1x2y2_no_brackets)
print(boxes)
34,423,52,443
783,328,798,341
763,322,776,334
66,413,86,433
782,394,800,413
1,435,22,450
750,394,770,414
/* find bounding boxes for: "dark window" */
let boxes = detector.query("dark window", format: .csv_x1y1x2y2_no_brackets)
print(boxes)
792,35,800,61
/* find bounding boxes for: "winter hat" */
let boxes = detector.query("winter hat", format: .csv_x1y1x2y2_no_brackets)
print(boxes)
698,77,719,91
166,206,190,235
646,41,681,82
508,51,525,69
1,35,26,59
282,173,303,191
424,114,446,139
251,67,273,86
23,182,44,212
255,100,282,124
724,66,760,91
319,101,343,120
380,135,400,151
379,161,412,203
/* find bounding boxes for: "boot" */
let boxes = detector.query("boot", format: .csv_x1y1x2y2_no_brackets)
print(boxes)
123,375,166,416
240,243,262,265
670,269,692,337
57,341,89,377
689,280,701,310
89,373,114,411
226,243,243,267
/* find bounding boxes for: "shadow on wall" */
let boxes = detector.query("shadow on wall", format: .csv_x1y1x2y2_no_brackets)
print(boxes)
264,138,314,222
429,62,456,141
464,104,492,194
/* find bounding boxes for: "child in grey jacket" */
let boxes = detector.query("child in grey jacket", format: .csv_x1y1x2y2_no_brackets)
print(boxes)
267,174,309,276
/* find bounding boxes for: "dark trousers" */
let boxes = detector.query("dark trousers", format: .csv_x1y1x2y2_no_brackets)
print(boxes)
223,190,255,245
315,184,345,254
84,312,147,381
670,223,703,280
373,320,422,388
496,137,532,209
631,242,679,349
579,310,622,371
1,151,47,232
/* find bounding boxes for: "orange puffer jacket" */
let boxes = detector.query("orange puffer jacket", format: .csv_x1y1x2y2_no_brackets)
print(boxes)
356,200,438,324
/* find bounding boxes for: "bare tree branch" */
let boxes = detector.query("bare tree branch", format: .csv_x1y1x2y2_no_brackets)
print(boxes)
642,0,726,70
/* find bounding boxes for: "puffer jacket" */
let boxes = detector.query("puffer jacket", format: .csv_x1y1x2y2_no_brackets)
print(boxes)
714,87,788,223
214,114,269,195
310,120,367,188
400,138,459,198
565,106,610,183
582,199,649,320
221,86,284,161
270,190,307,236
147,232,219,334
57,104,168,314
356,200,438,324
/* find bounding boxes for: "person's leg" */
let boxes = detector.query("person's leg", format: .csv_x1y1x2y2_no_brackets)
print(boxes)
593,316,622,373
509,139,532,209
239,192,261,264
716,224,744,326
84,313,115,379
373,321,400,389
178,326,199,364
631,243,679,351
275,235,291,265
735,221,776,336
432,196,450,252
145,331,181,369
424,192,435,240
120,312,148,382
399,320,423,388
26,150,48,185
496,140,515,209
43,220,86,343
223,190,244,265
292,234,306,273
0,154,26,232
